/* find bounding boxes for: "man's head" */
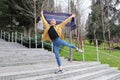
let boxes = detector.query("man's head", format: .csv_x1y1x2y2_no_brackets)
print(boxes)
50,18,56,26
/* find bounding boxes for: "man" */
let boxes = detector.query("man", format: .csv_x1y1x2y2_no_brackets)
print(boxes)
41,10,83,74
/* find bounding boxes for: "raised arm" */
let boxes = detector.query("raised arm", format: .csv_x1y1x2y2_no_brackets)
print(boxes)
41,10,50,28
59,14,76,29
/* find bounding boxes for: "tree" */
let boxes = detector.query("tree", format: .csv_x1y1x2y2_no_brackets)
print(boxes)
0,0,12,29
42,0,55,11
86,0,104,46
0,0,43,36
86,0,120,46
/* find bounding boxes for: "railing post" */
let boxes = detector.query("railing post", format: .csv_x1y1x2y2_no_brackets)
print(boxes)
96,39,99,61
12,32,14,42
82,39,85,61
21,33,23,45
35,35,37,48
42,35,43,49
7,32,8,41
29,36,31,48
15,31,17,42
69,30,73,62
8,33,10,42
51,42,53,53
4,31,5,40
0,30,2,38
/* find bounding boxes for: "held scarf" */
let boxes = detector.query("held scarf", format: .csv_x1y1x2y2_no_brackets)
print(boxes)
43,10,77,30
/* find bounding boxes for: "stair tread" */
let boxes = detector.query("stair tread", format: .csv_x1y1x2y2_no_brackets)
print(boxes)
0,62,98,74
0,39,120,80
93,72,120,80
15,64,109,80
61,68,117,80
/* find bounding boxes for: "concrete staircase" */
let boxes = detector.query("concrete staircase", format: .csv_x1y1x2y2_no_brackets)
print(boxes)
0,39,120,80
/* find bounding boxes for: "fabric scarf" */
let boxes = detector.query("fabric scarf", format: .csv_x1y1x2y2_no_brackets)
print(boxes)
43,10,77,30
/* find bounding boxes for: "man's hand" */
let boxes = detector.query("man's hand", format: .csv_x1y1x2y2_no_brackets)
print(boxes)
41,10,43,14
70,14,76,18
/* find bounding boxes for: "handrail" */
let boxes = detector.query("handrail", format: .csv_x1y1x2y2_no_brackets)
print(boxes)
0,29,120,63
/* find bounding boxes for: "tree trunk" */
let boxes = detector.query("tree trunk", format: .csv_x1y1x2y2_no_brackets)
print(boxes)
23,27,31,37
23,27,27,37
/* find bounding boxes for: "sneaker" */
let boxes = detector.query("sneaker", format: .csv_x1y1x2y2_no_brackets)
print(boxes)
76,47,83,53
54,70,63,74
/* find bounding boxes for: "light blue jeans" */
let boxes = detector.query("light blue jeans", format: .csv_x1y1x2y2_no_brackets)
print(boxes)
53,37,76,66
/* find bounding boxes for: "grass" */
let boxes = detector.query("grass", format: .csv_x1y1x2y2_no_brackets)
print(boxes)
60,39,120,70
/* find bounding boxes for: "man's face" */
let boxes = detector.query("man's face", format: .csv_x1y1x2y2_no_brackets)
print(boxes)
50,19,56,25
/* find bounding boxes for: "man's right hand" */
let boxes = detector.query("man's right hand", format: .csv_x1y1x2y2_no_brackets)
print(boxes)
41,10,43,14
70,14,76,18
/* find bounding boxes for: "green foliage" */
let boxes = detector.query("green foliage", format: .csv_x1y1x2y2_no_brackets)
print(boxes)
86,2,104,46
0,0,43,32
86,0,120,46
0,0,11,28
20,34,51,50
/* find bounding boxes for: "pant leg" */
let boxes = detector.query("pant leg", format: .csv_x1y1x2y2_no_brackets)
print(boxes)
58,38,76,49
52,37,76,67
53,43,61,66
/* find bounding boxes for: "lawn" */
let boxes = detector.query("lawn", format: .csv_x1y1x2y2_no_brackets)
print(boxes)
60,39,120,70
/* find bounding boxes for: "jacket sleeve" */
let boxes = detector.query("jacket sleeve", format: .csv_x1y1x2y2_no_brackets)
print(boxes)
58,16,72,29
41,14,49,28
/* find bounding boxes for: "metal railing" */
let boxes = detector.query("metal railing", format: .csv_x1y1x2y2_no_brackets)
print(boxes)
1,29,120,67
0,29,97,62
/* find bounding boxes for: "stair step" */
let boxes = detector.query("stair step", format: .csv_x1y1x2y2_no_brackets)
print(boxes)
0,62,88,73
0,57,70,67
15,64,108,80
0,48,56,67
0,39,120,80
61,68,118,80
0,62,100,80
93,72,120,80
